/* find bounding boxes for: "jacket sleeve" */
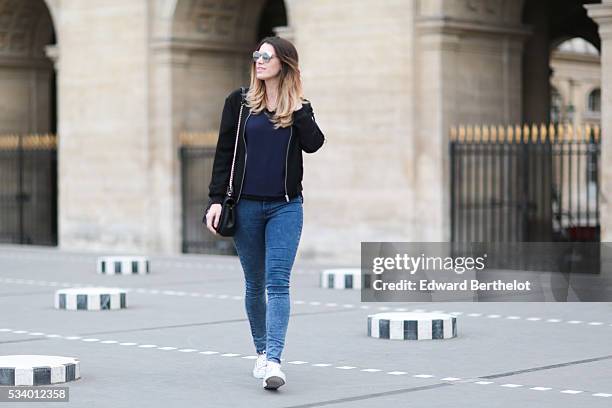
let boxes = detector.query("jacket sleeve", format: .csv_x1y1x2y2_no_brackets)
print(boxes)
207,95,237,209
293,101,325,153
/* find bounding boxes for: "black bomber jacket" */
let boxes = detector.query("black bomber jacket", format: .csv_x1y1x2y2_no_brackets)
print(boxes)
206,87,326,210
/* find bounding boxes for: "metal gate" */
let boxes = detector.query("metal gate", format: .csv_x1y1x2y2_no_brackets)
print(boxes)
0,134,57,245
450,123,601,243
180,131,237,255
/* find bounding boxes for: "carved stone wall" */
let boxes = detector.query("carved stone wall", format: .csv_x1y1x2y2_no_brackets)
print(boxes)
171,0,265,48
417,0,524,25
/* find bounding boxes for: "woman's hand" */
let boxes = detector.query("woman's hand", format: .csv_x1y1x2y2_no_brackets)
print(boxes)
205,203,222,235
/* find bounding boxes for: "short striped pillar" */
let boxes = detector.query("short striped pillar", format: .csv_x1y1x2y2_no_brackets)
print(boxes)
97,256,150,275
320,268,370,289
0,355,80,386
54,287,127,311
367,312,457,340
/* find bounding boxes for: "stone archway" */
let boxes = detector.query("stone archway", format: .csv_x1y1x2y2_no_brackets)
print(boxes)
148,0,289,254
167,0,289,135
0,0,56,134
550,37,601,126
521,0,601,124
0,0,58,246
517,0,602,241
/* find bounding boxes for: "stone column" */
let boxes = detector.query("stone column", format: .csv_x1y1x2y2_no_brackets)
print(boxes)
586,1,612,241
147,42,189,254
414,0,530,242
58,0,152,252
522,0,551,124
284,0,418,265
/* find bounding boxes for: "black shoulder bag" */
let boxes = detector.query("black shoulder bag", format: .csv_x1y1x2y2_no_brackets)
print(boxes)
211,87,246,237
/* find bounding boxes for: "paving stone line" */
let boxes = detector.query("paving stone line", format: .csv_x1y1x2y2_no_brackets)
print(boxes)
0,327,610,399
0,252,322,275
1,277,611,329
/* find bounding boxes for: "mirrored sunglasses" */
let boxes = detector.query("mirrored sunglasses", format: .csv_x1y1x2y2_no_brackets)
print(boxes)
252,51,275,63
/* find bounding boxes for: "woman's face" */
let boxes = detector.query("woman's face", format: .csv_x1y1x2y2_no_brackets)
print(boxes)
254,43,281,81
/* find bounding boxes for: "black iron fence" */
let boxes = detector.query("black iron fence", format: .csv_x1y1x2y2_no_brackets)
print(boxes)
0,134,57,245
450,123,601,243
180,131,237,255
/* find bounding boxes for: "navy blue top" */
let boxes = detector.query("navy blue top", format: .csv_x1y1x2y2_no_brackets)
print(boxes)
241,110,291,200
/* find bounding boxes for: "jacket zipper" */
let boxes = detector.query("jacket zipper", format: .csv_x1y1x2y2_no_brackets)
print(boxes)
284,127,292,202
235,109,251,205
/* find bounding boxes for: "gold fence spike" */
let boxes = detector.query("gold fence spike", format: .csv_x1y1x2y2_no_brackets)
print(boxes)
179,131,218,147
549,123,555,143
466,125,474,143
539,123,547,143
0,134,19,150
491,125,498,143
522,124,529,143
459,125,466,143
503,125,511,143
474,125,481,143
585,124,592,142
567,123,574,142
513,124,520,143
482,125,490,143
594,124,600,143
558,123,565,143
450,126,457,142
531,123,538,143
180,131,188,146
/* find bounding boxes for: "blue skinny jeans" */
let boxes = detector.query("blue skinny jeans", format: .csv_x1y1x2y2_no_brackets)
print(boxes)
232,195,303,364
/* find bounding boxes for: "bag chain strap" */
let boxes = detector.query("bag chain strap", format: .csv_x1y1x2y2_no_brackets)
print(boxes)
227,87,245,197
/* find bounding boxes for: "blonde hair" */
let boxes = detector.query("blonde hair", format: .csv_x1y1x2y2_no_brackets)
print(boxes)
246,36,304,129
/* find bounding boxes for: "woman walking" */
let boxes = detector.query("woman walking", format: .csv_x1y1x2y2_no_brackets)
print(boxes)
204,36,325,390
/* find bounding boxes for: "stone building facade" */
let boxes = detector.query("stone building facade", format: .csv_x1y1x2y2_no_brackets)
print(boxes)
550,37,601,126
2,0,612,265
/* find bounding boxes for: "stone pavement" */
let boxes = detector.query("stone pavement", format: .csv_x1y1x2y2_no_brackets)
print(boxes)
0,245,611,407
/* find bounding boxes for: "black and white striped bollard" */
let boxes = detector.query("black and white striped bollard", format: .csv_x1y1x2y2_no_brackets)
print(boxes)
97,256,150,275
320,268,370,289
0,355,80,386
54,287,127,311
367,312,457,340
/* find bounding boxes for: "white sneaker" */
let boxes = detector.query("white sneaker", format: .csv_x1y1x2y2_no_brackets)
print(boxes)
262,360,286,390
253,352,267,379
